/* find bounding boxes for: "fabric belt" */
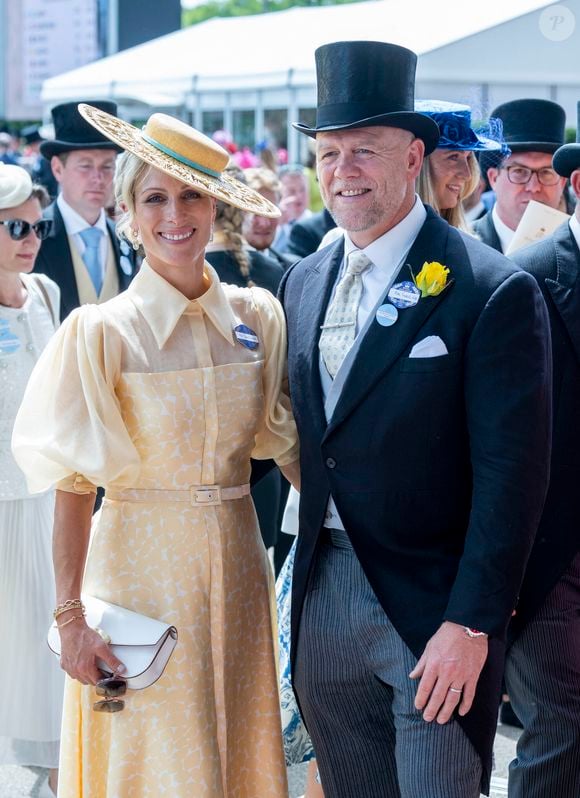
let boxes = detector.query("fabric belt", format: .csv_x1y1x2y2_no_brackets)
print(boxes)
320,527,353,549
106,483,250,507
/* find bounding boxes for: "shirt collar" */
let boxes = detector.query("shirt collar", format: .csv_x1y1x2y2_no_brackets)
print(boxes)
492,204,515,253
127,260,237,349
569,213,580,252
57,193,108,236
343,195,427,269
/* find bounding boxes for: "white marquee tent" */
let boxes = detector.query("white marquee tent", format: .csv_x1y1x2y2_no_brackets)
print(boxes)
41,0,579,161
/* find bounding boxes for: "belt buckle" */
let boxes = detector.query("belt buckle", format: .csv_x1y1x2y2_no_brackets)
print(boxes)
191,485,221,506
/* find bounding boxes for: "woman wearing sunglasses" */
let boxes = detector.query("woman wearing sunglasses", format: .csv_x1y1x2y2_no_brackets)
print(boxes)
13,108,299,798
0,164,62,797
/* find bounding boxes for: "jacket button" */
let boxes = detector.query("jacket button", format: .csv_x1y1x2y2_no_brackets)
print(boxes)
326,457,336,469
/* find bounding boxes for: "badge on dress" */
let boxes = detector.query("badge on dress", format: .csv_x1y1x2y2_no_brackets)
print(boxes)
375,304,399,327
234,324,259,350
387,281,420,309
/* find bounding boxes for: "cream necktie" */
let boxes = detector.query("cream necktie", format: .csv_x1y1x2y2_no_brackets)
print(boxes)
319,250,373,379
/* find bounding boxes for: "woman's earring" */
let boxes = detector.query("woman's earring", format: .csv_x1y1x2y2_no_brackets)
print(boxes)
129,229,140,251
209,224,214,244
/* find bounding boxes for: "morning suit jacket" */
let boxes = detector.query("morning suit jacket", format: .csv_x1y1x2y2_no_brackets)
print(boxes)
286,208,336,258
34,202,137,321
508,220,580,639
279,207,552,790
473,210,502,252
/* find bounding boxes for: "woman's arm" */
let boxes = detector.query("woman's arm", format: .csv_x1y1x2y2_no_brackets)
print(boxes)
279,460,300,492
53,489,125,685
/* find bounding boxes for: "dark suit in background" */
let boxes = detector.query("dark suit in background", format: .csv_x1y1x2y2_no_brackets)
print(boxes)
35,202,135,321
505,219,580,797
472,210,502,252
285,208,336,258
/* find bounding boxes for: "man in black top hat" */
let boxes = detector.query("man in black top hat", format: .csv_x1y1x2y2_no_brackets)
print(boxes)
473,99,567,253
34,101,136,320
279,40,552,797
498,103,580,798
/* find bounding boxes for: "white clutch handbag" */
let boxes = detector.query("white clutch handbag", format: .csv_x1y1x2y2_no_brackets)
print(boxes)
47,594,178,690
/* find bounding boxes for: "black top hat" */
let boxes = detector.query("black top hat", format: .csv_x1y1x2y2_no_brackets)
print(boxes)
553,101,580,178
40,100,122,159
20,125,43,145
292,41,440,155
491,98,566,155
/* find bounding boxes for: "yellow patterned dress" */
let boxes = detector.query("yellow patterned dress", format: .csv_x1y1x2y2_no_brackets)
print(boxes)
12,262,298,798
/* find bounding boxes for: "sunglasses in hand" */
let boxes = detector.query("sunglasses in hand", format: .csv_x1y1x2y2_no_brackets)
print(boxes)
0,218,52,241
93,673,127,713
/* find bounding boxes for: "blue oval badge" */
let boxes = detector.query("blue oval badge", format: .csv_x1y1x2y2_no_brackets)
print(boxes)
375,304,399,327
234,324,259,350
388,281,420,309
0,320,21,356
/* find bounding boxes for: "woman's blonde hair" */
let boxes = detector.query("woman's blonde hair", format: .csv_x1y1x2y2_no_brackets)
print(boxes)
417,150,481,232
113,151,153,245
214,163,254,287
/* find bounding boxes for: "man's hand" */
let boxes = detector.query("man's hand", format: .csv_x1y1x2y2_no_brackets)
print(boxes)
409,621,488,724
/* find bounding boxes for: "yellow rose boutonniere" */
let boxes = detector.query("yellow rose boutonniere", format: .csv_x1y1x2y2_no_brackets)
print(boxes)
411,261,451,298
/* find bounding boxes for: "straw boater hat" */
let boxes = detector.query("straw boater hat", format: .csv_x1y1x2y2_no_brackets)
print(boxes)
78,104,280,218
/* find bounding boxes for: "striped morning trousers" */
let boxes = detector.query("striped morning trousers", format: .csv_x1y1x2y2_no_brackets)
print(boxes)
505,552,580,798
293,529,483,798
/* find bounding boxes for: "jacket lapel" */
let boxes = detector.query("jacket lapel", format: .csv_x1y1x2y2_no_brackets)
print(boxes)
327,211,454,435
295,239,344,438
40,204,79,319
545,222,580,365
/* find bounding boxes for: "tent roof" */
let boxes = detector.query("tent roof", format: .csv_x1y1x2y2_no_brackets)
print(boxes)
42,0,553,104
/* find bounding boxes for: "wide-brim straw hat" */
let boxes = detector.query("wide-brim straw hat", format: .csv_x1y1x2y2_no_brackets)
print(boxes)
78,104,280,218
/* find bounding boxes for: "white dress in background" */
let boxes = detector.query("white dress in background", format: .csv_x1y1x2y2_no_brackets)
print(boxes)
0,273,64,768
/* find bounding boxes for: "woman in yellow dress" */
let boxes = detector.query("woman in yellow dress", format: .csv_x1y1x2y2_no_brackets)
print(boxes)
12,105,299,798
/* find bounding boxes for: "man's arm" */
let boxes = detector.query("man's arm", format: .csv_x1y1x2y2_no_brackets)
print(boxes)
412,269,553,722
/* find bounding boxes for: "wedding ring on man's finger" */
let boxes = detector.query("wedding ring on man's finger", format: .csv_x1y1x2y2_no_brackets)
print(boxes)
448,687,463,694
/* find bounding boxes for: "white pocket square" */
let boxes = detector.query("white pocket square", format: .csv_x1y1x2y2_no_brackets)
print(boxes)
409,335,449,358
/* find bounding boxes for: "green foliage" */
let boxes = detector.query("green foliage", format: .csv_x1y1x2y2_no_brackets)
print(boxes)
182,0,368,28
565,126,577,144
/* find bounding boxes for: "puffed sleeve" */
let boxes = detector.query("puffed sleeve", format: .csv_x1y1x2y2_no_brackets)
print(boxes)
11,304,140,494
249,288,298,466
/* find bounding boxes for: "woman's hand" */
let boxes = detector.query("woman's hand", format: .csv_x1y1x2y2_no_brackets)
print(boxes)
58,618,125,686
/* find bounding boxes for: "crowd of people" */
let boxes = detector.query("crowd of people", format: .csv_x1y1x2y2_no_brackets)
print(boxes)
0,36,579,798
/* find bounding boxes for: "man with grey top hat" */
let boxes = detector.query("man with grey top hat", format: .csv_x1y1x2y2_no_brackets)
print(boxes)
499,102,580,798
279,40,552,797
473,98,567,253
34,101,137,321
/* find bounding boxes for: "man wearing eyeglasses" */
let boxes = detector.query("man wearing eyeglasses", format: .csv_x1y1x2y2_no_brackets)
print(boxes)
34,101,137,321
474,99,567,253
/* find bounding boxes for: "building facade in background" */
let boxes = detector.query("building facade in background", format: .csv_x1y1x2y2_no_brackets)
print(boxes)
0,0,180,122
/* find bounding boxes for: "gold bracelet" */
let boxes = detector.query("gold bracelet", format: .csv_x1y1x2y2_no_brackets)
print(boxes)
54,599,85,620
57,613,85,629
